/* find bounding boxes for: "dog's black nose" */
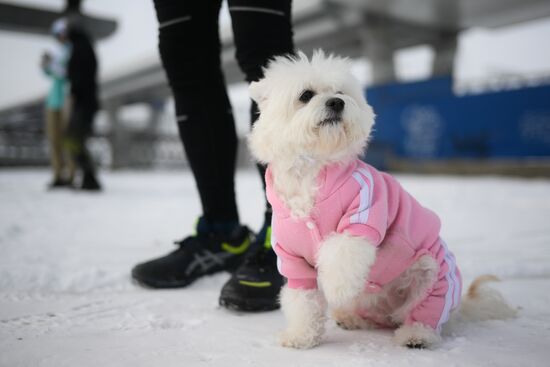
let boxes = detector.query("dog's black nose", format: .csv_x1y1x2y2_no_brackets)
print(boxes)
326,97,345,113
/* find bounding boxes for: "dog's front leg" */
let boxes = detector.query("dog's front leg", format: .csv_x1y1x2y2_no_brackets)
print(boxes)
279,285,326,349
317,233,376,308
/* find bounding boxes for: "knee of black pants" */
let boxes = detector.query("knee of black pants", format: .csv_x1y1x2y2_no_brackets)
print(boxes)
158,36,222,93
228,0,294,82
155,0,224,90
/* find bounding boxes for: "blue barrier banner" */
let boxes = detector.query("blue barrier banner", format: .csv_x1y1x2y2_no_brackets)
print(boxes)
366,77,550,168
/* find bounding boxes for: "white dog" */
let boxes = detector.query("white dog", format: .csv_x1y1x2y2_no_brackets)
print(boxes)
248,51,517,349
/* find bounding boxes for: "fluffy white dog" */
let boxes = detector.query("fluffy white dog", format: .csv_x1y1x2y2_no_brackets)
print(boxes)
248,51,516,349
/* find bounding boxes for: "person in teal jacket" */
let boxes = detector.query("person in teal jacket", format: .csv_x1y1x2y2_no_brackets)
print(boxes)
41,18,73,188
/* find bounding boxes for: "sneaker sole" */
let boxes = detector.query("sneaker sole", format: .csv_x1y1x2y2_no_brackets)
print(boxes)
219,296,280,312
131,275,196,289
131,267,228,289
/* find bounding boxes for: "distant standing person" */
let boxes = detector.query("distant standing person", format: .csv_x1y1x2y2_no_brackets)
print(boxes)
41,18,73,188
65,22,102,191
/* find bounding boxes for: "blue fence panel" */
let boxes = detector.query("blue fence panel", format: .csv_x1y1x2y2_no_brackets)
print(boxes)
365,77,550,168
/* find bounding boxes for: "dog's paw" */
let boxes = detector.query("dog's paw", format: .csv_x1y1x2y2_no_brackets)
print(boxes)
317,233,376,308
333,308,376,330
323,284,361,310
405,340,427,349
393,323,441,349
278,329,322,349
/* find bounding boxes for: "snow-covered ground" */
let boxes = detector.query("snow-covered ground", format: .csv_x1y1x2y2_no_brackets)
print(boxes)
1,168,550,367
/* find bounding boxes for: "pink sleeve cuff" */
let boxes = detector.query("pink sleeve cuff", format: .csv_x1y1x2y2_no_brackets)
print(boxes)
344,224,382,246
287,278,318,290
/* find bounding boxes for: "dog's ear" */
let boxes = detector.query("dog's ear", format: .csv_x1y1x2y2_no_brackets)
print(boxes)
249,80,269,107
248,120,276,164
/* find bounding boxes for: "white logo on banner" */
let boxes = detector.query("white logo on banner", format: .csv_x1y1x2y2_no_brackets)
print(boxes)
401,105,443,158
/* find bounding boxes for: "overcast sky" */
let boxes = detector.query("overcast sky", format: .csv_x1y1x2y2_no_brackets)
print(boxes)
1,0,550,109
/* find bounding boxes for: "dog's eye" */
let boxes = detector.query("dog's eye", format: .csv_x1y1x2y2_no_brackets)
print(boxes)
336,91,343,95
299,90,315,103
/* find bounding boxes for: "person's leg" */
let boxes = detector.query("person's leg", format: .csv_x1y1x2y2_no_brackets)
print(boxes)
229,0,294,227
219,0,294,311
155,0,239,225
78,136,101,191
45,108,63,184
61,107,76,184
52,110,68,179
132,0,253,289
66,102,101,191
62,97,76,184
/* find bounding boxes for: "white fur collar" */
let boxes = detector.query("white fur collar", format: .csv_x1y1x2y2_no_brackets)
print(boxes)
270,156,324,219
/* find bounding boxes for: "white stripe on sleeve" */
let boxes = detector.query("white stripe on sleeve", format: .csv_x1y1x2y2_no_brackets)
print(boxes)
350,168,374,224
436,240,459,332
271,219,282,273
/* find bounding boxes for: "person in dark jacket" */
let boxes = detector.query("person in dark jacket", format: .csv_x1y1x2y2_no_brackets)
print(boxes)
65,23,101,191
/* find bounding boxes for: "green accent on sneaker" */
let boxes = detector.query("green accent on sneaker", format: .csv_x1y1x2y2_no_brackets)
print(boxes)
193,218,199,236
222,237,251,255
238,280,272,288
264,226,272,249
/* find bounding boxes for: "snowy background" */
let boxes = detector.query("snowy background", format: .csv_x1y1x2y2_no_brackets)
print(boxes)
2,1,550,366
1,169,550,366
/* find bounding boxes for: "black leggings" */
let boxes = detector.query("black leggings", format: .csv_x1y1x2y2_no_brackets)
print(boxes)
66,101,97,176
153,0,294,224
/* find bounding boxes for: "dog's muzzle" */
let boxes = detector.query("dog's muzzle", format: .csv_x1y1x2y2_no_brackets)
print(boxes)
320,97,345,126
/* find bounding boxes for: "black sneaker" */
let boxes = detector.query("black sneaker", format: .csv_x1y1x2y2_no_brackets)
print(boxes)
47,178,72,189
132,220,252,289
219,225,284,312
81,172,102,191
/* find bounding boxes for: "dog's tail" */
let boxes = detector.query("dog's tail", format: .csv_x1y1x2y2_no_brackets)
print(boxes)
457,275,518,322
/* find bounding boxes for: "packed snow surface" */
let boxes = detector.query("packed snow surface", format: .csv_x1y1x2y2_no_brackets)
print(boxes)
1,169,550,366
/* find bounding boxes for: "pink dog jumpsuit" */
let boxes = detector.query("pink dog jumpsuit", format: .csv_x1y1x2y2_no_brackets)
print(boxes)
267,160,462,332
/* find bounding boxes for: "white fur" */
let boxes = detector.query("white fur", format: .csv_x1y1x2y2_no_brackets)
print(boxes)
446,276,518,331
354,255,439,326
248,50,375,218
333,305,377,330
250,50,377,349
270,158,323,218
278,285,326,349
389,256,439,323
460,280,518,322
247,50,516,350
317,232,376,308
394,322,442,348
